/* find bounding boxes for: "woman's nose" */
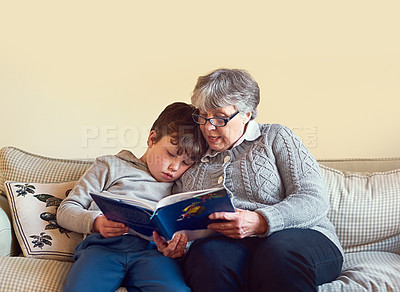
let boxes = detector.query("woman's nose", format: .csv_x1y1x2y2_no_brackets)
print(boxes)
203,120,216,131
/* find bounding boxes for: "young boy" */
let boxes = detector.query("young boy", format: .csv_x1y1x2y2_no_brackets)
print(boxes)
57,102,206,292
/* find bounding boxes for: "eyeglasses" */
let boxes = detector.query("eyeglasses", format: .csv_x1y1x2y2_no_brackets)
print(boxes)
192,111,240,127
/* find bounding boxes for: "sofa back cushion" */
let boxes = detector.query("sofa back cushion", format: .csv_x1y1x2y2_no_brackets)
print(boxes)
319,158,400,173
320,164,400,254
0,147,93,197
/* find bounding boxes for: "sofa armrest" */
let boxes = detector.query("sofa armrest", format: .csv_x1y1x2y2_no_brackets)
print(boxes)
0,195,20,256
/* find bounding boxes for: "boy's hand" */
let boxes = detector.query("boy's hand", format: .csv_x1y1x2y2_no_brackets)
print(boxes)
153,231,188,258
93,215,129,238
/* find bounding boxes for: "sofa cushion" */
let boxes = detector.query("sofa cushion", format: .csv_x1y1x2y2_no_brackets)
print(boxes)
0,255,128,292
320,165,400,254
0,256,73,291
319,251,400,291
5,181,83,261
0,146,93,197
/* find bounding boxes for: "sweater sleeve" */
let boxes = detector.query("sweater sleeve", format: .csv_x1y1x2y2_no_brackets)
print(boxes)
255,126,329,236
57,157,110,234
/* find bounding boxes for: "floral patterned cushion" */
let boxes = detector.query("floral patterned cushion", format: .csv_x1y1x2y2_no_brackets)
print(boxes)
4,181,83,261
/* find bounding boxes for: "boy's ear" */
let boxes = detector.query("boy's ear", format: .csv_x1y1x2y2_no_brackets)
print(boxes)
147,130,157,147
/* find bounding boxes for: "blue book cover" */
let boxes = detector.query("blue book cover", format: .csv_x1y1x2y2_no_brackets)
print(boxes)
90,193,158,240
90,187,234,241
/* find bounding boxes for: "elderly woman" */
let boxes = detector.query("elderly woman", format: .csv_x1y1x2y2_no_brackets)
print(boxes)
155,68,343,291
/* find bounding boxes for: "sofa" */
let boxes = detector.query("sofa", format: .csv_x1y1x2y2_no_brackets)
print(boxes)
1,146,399,291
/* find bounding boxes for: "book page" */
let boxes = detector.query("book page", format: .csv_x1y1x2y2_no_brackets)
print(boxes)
95,191,155,211
155,187,225,210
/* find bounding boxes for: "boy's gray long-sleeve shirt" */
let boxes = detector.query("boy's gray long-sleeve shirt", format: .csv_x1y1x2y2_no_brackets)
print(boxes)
57,150,172,235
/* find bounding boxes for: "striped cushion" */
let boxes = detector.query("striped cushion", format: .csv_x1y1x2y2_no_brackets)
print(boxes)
320,164,400,254
0,147,93,197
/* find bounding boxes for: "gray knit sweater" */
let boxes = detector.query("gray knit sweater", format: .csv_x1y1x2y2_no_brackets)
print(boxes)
57,150,173,235
173,121,343,255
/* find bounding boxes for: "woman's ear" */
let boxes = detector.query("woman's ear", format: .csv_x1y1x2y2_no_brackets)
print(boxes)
147,130,158,147
243,112,252,124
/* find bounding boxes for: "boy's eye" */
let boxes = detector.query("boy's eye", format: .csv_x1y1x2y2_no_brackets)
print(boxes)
183,160,194,166
167,151,176,157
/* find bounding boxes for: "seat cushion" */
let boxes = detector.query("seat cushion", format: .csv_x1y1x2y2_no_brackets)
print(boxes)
319,251,400,291
0,255,128,292
0,256,73,291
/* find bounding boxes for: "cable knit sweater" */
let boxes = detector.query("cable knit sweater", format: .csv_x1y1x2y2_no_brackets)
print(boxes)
173,121,343,255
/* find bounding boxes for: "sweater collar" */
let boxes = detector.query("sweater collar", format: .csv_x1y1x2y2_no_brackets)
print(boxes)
201,120,260,160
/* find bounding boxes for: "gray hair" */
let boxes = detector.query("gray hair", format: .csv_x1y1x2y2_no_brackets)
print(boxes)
191,68,260,120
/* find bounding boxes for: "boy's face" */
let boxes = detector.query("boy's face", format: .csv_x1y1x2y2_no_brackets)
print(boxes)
144,132,194,182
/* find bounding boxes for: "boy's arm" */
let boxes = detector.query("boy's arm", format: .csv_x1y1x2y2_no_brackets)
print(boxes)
57,157,110,234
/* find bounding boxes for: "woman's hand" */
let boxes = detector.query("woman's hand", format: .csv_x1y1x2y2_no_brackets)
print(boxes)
93,214,129,238
208,208,269,239
153,231,188,258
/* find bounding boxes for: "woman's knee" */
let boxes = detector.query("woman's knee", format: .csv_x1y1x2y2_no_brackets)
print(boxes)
183,237,250,291
249,229,339,291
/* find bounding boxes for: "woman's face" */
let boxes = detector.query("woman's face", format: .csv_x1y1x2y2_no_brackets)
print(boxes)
198,105,251,152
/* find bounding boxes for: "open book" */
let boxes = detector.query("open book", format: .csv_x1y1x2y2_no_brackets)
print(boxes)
90,187,234,241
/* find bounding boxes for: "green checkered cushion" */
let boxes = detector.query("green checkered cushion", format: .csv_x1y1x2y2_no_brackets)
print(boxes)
320,164,400,254
0,147,93,197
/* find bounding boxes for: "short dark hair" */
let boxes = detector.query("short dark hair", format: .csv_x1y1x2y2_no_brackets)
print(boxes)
150,102,207,162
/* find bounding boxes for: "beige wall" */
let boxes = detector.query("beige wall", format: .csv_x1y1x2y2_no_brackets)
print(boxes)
1,1,399,159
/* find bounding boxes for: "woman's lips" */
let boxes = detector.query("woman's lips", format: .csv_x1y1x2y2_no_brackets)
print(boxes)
207,136,220,144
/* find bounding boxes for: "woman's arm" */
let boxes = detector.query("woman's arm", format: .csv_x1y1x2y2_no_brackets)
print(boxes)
257,126,329,235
